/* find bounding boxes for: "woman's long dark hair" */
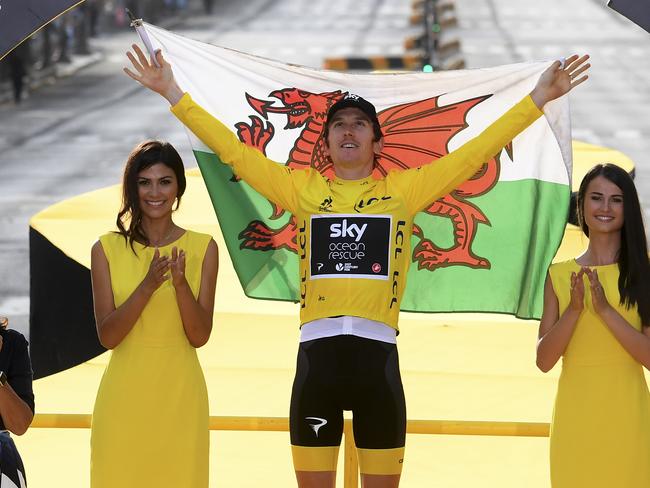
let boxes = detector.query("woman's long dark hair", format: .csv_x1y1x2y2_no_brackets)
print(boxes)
577,163,650,325
116,140,186,252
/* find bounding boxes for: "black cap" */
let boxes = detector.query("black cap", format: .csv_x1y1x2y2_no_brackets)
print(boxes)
326,94,382,138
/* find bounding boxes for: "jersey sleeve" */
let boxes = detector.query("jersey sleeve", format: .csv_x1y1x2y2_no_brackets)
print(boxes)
389,95,543,214
171,93,306,214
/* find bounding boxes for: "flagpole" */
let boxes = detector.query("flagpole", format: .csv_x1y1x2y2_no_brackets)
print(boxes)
126,9,160,67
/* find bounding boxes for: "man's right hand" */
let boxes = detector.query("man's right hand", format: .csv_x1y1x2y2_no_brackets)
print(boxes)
124,44,184,106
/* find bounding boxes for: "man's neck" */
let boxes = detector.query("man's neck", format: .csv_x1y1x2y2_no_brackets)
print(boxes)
333,161,373,180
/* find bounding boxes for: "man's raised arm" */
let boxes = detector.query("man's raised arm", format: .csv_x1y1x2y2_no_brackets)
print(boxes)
392,54,590,214
124,45,305,214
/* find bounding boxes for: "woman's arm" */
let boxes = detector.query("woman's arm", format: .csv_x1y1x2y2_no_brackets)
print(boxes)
170,240,219,348
91,240,169,349
0,334,34,435
585,268,650,369
536,271,583,372
0,382,33,435
597,308,650,369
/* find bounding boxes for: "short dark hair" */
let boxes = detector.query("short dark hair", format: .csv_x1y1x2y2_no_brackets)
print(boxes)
577,163,650,325
116,140,186,252
323,94,383,142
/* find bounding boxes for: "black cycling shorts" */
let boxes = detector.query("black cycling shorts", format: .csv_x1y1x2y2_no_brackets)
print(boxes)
289,335,406,474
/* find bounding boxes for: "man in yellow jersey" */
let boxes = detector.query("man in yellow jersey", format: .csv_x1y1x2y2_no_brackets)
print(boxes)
125,47,589,488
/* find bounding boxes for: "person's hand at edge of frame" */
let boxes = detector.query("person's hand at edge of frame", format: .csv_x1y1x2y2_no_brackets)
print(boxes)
124,44,184,106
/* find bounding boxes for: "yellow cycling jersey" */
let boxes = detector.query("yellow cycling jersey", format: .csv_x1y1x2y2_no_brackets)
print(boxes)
172,93,542,330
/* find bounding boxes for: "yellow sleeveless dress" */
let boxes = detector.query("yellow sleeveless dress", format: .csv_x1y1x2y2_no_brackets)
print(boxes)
549,259,650,487
90,230,211,487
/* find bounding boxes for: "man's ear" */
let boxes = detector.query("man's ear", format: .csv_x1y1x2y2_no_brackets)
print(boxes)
373,137,384,156
323,138,331,158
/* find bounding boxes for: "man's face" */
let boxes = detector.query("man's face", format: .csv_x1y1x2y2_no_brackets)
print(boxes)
324,107,383,169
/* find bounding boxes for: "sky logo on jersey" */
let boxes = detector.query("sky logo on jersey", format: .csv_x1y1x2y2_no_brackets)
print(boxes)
329,220,367,242
311,214,391,280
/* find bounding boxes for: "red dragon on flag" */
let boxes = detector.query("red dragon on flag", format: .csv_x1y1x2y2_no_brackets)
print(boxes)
234,89,511,271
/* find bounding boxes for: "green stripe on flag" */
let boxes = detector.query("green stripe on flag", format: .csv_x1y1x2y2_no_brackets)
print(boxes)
404,179,569,318
194,150,299,302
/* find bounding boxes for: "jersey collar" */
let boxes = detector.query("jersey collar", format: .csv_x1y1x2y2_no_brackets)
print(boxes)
331,174,376,188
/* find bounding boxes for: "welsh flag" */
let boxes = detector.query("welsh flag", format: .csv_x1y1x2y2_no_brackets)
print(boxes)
144,24,572,319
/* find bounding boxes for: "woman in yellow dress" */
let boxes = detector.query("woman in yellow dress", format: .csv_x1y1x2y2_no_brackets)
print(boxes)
537,163,650,487
89,140,218,487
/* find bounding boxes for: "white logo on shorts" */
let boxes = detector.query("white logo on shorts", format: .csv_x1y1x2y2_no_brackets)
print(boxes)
305,416,328,437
